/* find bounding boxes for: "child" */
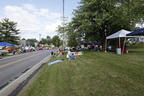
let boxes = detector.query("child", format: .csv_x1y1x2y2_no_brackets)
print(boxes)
75,52,78,57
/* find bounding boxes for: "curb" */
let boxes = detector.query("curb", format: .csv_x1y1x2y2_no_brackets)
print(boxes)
0,55,51,96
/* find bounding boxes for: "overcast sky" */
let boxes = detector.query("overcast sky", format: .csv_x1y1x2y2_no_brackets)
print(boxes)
0,0,81,40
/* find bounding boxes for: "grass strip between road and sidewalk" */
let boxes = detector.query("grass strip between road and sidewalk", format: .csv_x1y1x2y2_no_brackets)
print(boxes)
20,44,144,96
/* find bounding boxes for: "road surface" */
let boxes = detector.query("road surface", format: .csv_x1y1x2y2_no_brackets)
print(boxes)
0,49,57,90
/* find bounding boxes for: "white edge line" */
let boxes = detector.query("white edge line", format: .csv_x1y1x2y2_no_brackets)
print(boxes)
0,55,51,96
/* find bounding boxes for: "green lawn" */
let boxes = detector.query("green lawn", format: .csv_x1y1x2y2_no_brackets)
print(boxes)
20,45,144,96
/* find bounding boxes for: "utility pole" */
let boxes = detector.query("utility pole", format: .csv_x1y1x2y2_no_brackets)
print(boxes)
61,0,68,49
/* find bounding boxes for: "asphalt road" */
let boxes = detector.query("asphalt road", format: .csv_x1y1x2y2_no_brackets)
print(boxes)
0,49,57,90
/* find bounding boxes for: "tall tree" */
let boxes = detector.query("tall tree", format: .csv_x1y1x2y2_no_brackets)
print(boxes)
56,24,68,46
39,38,48,45
52,35,61,47
27,39,38,42
66,23,79,47
46,36,52,45
39,36,52,45
0,18,20,44
72,0,144,49
21,38,26,40
57,23,79,47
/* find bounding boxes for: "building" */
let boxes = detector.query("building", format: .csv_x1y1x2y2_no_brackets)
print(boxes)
19,40,35,47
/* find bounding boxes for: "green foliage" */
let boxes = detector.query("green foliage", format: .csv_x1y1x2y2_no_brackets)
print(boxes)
39,38,48,45
57,0,143,49
56,24,69,46
72,0,143,49
39,36,52,45
67,32,78,47
52,35,61,47
27,39,38,43
46,36,52,45
57,23,80,47
0,18,20,44
66,23,79,47
21,38,26,40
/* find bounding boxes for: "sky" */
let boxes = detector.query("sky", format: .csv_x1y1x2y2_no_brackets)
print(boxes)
0,0,81,41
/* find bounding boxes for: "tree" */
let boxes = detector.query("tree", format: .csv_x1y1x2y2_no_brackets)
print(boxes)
27,39,38,42
67,32,78,47
0,18,20,44
65,23,79,47
39,38,48,45
56,24,68,46
22,38,26,40
46,36,52,45
71,0,144,49
57,22,81,47
52,35,61,47
39,36,52,46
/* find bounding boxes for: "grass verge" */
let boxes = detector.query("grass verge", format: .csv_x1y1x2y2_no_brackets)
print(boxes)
20,47,144,96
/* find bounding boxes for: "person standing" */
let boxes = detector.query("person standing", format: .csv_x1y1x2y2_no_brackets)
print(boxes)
125,39,130,53
51,51,54,56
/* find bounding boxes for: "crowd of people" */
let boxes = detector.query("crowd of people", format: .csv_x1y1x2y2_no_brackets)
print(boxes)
0,46,56,58
87,44,103,51
50,47,80,60
66,49,79,60
10,47,55,55
51,49,65,57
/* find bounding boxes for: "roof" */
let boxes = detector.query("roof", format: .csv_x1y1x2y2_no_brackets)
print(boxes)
0,42,14,46
126,28,144,36
106,29,131,39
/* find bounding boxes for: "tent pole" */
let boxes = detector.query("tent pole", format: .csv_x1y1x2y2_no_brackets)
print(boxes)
122,37,126,54
119,37,120,47
105,39,107,52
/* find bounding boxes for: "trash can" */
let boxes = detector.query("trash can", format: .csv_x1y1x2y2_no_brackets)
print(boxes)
117,43,126,54
116,48,121,54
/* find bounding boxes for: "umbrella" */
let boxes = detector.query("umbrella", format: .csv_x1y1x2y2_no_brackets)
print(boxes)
0,42,14,46
126,28,144,36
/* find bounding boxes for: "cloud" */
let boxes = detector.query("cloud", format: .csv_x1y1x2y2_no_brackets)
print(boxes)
23,4,37,11
2,4,62,40
44,20,61,35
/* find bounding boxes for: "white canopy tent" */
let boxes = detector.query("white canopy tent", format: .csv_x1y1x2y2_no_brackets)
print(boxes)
105,29,138,52
106,29,131,39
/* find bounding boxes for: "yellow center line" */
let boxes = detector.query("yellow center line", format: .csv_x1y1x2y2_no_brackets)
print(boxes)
0,52,43,68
